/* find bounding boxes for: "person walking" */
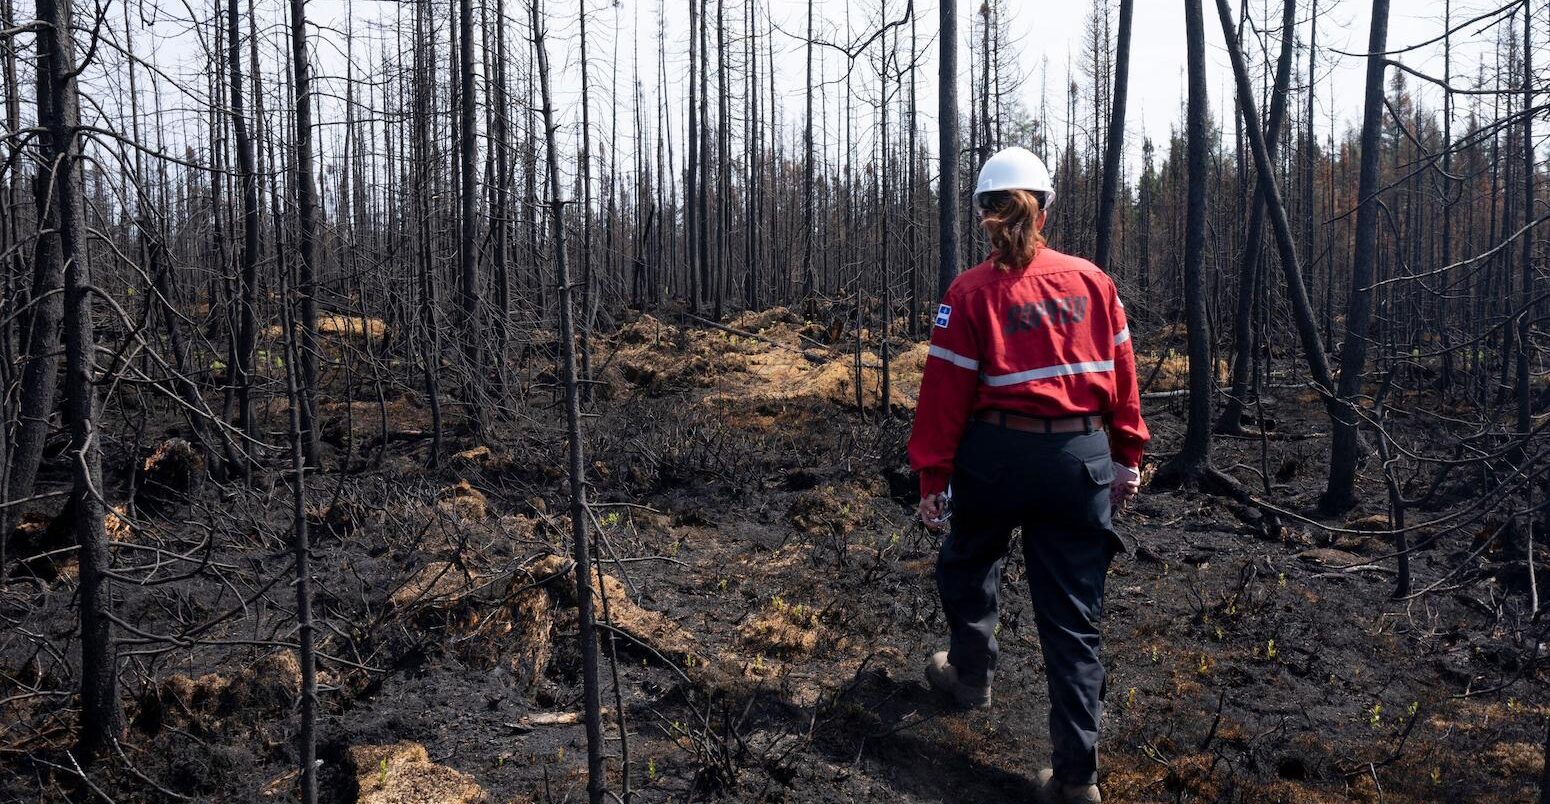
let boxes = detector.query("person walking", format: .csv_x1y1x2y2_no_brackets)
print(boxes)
908,146,1148,804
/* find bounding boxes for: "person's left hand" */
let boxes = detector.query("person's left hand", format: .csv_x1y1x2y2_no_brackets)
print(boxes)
1111,464,1141,510
918,493,949,532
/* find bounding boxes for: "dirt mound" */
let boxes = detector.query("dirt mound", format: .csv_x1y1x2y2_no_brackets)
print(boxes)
435,480,489,521
264,315,388,346
135,438,203,514
612,346,732,396
105,504,136,543
727,306,800,333
345,741,488,804
740,597,822,658
700,339,928,412
528,554,724,683
1135,349,1229,393
615,313,680,344
317,393,436,449
789,484,874,537
140,652,301,736
478,582,555,688
451,446,512,474
391,562,479,609
605,310,931,412
386,556,553,688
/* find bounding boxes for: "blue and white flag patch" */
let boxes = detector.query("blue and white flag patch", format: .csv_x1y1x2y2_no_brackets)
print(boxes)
935,304,952,328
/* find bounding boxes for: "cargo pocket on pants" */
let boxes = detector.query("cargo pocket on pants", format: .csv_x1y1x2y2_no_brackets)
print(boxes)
1082,454,1115,487
1079,453,1125,555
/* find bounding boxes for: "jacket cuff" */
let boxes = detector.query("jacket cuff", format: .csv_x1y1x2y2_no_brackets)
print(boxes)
1110,439,1143,469
918,469,950,499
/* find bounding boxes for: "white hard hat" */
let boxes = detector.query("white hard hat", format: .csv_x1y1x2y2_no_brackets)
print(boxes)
974,147,1055,210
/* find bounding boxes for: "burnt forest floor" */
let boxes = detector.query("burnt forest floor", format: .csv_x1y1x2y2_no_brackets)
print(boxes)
3,306,1548,803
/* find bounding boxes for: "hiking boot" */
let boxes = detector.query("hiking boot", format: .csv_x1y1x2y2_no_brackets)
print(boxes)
1034,769,1101,804
924,651,991,709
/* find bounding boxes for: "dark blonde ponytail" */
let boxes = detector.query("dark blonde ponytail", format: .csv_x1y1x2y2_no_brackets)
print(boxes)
980,189,1047,271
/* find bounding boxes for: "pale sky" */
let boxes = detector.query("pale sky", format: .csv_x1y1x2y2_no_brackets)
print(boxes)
539,0,1521,181
61,0,1534,191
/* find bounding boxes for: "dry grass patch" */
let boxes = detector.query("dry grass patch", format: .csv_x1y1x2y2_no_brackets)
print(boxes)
740,596,822,658
346,741,488,804
789,484,874,537
317,393,437,447
144,652,301,733
527,554,724,683
263,315,387,346
1135,349,1229,393
436,480,489,521
451,445,512,473
391,561,479,609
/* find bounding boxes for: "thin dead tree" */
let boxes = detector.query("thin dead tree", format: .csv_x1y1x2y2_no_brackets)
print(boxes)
36,0,123,760
531,1,606,801
229,0,261,477
1324,0,1391,513
1092,0,1132,271
1157,0,1213,482
1215,0,1296,435
289,0,321,467
457,0,485,426
278,217,319,804
937,0,959,296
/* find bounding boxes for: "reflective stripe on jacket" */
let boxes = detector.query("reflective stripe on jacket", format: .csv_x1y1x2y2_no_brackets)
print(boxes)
907,247,1150,498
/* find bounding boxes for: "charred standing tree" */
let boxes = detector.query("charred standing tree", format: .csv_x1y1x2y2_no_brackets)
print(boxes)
0,0,16,555
278,230,319,804
35,0,123,758
457,0,484,422
697,0,711,311
1158,0,1213,482
229,0,261,476
685,0,700,312
714,0,728,319
531,1,606,800
6,18,69,529
1209,0,1338,520
937,0,959,296
1215,0,1302,436
576,0,594,399
1092,0,1132,271
1515,0,1533,446
412,0,444,463
290,0,322,468
801,0,815,311
1323,0,1390,513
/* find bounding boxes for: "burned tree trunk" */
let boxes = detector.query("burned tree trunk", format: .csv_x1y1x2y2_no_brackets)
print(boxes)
1323,0,1390,513
1092,0,1132,271
457,0,484,423
937,0,960,297
37,0,123,758
1215,0,1293,434
801,0,815,310
532,1,606,799
278,221,319,804
229,0,261,476
1157,0,1213,482
289,0,322,468
6,22,68,524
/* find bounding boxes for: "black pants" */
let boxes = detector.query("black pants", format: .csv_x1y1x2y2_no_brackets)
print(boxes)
936,421,1120,786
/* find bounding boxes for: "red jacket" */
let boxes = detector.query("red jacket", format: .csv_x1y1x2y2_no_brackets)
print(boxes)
907,247,1149,498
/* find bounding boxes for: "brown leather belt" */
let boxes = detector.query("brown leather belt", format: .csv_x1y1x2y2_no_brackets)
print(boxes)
976,410,1105,434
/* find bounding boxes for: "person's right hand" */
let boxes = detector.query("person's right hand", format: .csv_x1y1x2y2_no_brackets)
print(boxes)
918,493,948,532
1111,464,1141,510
